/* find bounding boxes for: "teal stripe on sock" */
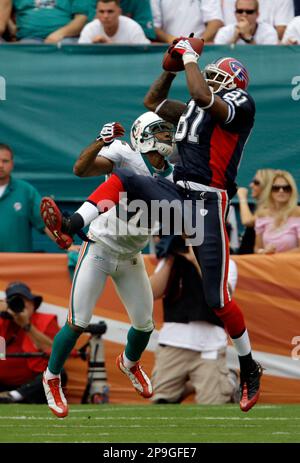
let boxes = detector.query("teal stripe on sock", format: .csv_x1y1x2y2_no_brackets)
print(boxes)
70,242,90,324
125,327,153,362
48,323,81,375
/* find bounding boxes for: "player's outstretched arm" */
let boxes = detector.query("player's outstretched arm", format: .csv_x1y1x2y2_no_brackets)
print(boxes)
73,139,114,177
73,122,125,177
144,72,186,125
170,39,229,123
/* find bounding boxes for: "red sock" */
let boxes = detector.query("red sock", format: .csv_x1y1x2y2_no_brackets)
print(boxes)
88,174,124,212
213,298,246,338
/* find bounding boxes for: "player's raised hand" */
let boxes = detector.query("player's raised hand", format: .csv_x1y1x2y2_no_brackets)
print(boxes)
96,122,125,145
170,38,199,61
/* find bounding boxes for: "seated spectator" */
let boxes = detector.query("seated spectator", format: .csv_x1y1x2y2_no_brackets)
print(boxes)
0,281,66,403
282,15,300,43
255,170,300,254
150,0,223,44
88,0,156,40
0,144,53,252
0,0,88,43
215,0,278,44
221,0,294,40
150,236,239,405
79,0,150,44
237,169,274,254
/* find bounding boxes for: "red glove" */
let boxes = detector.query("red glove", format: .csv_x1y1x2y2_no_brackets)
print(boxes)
96,122,125,145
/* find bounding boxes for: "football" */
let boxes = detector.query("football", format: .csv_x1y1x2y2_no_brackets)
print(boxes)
162,37,204,72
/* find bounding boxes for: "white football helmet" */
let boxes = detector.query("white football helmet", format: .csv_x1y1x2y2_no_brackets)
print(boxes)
130,111,174,157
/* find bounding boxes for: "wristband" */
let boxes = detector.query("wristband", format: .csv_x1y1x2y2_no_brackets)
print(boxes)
23,323,32,332
182,53,199,66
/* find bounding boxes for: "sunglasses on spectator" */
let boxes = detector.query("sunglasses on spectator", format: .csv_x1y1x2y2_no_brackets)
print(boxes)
235,9,257,14
271,185,292,193
251,179,260,186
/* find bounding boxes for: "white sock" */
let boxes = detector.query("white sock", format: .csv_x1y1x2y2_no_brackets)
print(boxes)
231,330,251,357
123,352,137,369
76,202,99,227
45,367,60,381
9,390,23,401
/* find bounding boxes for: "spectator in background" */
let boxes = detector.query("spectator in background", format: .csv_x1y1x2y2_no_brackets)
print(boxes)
237,169,274,254
150,0,223,44
0,282,66,404
282,16,300,43
0,0,88,43
0,144,53,252
221,0,294,40
79,0,150,44
255,170,300,254
215,0,278,44
150,236,238,405
88,0,156,40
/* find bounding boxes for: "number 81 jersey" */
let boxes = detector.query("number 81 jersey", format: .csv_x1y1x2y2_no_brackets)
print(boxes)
173,88,255,193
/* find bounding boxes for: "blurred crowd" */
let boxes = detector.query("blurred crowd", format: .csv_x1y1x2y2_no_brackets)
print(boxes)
0,0,300,45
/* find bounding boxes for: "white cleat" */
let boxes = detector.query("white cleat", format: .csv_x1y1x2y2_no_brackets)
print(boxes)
43,372,68,418
116,353,153,399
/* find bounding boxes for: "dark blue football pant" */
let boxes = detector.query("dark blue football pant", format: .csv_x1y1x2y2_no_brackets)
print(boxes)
115,168,231,310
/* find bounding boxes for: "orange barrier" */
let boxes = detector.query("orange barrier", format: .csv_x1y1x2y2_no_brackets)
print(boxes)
0,252,300,404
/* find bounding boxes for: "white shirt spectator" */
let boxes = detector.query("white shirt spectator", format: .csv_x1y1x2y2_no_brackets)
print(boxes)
221,0,294,30
78,15,150,44
214,21,278,44
282,16,300,44
150,0,223,38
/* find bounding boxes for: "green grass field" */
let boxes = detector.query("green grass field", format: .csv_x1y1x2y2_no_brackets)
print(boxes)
1,404,300,443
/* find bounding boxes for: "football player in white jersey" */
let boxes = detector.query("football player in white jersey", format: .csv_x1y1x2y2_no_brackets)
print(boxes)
42,112,175,418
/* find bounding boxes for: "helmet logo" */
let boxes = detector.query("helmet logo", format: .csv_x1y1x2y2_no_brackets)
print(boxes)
229,60,248,83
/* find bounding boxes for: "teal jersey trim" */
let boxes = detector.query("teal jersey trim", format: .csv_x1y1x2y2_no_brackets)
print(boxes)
141,155,173,178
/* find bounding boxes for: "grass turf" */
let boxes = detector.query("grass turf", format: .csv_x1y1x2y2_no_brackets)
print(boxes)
0,404,300,443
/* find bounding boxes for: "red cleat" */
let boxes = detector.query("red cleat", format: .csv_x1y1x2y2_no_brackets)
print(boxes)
240,361,263,412
43,372,68,418
41,197,73,249
116,353,153,399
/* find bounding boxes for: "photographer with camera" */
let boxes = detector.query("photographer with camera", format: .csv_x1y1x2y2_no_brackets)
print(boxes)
150,235,239,405
0,281,65,403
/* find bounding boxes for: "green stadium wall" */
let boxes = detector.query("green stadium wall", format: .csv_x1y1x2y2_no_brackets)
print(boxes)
0,44,299,201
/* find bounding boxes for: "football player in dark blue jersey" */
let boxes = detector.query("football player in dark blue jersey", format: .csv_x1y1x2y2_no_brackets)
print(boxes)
41,39,263,412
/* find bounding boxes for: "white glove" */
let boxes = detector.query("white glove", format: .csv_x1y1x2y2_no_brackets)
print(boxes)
170,39,200,66
96,122,125,145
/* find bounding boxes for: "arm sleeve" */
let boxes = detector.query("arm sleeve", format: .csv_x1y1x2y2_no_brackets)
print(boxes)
202,0,224,22
129,21,151,43
274,0,294,26
124,0,155,39
29,185,46,234
221,90,255,132
282,18,300,43
98,140,127,167
214,26,231,44
295,218,300,239
254,216,268,235
260,25,279,44
150,0,162,28
72,0,89,16
78,22,95,43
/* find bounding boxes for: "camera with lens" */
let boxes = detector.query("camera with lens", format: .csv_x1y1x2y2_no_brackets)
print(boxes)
7,295,25,313
0,295,25,320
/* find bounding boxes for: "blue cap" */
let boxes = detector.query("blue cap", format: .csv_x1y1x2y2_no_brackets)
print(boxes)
5,282,43,310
